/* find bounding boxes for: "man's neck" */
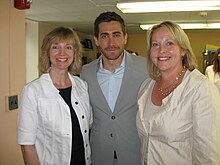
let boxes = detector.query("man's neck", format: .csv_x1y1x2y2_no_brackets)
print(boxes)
102,54,124,73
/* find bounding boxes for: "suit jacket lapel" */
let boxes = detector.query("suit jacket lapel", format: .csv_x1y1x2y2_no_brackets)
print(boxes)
114,53,135,113
88,60,112,114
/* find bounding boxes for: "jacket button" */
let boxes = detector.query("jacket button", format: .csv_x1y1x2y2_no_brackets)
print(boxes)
75,101,78,105
82,115,85,119
111,116,116,120
110,133,113,137
85,130,87,133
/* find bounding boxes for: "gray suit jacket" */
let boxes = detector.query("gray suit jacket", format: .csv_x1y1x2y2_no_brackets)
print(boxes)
81,52,149,165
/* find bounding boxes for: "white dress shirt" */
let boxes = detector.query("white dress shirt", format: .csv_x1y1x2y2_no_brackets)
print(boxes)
97,55,125,112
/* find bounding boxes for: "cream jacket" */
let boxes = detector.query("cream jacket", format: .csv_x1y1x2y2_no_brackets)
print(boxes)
17,73,92,165
137,69,220,165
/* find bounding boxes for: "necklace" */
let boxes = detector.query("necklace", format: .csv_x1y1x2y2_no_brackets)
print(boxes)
157,68,186,96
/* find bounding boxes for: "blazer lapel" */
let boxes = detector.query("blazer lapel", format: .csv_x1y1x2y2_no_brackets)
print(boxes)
87,60,112,114
113,54,135,113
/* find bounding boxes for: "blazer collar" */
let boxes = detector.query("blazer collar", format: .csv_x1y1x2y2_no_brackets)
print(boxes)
39,72,76,96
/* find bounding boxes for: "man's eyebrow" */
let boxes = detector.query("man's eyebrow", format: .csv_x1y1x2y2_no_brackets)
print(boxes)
100,32,109,35
113,31,121,34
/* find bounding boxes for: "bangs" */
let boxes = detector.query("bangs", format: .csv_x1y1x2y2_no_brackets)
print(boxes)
51,35,75,45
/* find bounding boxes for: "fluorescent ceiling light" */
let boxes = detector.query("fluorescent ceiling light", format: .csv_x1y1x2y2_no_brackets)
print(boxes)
140,23,220,30
117,1,220,13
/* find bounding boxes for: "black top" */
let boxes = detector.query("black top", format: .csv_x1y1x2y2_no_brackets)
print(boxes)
59,86,86,165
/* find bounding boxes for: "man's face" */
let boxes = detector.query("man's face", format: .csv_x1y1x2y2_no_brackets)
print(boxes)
94,21,127,62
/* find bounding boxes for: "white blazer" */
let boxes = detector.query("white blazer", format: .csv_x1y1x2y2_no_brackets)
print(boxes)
205,65,220,92
17,73,92,165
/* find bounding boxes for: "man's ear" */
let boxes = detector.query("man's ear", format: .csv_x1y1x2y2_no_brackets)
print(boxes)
124,33,128,45
94,36,99,46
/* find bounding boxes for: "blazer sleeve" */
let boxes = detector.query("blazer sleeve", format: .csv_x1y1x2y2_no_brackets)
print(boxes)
192,78,220,164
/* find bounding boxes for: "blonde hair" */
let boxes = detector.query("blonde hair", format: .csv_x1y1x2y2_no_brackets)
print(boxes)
146,21,198,80
38,27,83,75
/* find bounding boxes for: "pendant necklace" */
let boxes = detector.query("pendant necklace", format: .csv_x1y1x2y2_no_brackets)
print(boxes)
157,68,186,96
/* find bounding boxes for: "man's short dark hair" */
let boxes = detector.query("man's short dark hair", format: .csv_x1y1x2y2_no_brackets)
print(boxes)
94,11,126,38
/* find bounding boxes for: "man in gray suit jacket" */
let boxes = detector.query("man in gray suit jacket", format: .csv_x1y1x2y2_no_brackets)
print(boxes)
81,12,149,165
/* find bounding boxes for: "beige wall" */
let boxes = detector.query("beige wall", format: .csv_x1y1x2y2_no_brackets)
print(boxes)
26,20,39,83
0,0,25,164
126,30,220,73
186,30,220,73
126,33,147,57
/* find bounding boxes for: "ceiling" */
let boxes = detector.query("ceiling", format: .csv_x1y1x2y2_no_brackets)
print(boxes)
25,0,220,35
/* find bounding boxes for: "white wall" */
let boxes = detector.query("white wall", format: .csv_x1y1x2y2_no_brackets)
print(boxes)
26,20,39,82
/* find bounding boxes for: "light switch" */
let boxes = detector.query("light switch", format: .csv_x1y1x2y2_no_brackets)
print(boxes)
8,95,18,110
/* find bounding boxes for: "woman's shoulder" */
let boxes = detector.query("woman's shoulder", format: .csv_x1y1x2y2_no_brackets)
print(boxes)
205,65,214,71
187,69,218,93
69,74,88,89
140,78,152,88
23,74,46,88
188,69,210,84
138,78,153,96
